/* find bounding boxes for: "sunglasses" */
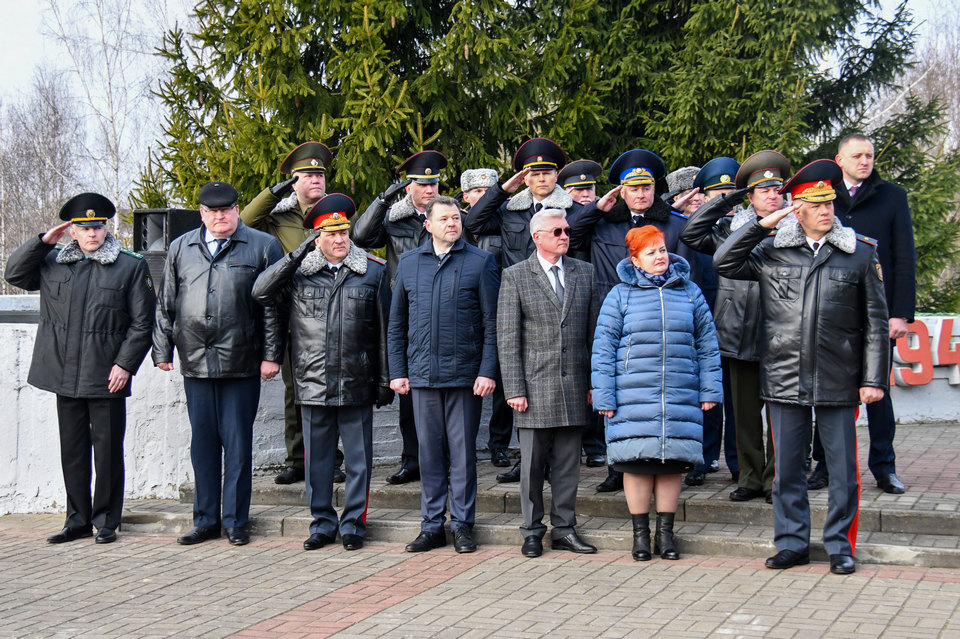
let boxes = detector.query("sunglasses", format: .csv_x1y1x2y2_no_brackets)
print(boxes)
539,226,570,237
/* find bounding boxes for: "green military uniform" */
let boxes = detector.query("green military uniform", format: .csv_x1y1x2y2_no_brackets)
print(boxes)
240,142,334,478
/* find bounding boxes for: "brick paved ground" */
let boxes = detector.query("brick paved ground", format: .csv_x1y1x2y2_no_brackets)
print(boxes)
2,514,959,638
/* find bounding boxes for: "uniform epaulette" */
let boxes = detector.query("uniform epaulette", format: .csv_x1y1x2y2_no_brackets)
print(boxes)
855,233,878,246
669,210,689,220
120,248,144,259
367,254,386,265
54,243,65,251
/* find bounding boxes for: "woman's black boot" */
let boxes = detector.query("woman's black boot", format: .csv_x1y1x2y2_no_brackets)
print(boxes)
654,512,680,560
631,513,651,561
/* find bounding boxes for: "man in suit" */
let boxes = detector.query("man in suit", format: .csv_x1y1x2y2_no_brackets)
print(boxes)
498,208,599,557
153,181,284,547
388,196,500,554
807,133,915,494
4,193,155,545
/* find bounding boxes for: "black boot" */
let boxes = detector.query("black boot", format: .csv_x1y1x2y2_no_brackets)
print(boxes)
631,513,651,561
654,512,679,560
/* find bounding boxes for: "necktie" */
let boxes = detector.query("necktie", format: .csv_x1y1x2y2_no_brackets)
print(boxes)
534,203,543,212
812,241,820,253
551,265,564,304
212,239,225,256
849,185,859,197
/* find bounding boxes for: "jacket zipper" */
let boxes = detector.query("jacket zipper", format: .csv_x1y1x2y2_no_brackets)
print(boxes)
659,286,666,462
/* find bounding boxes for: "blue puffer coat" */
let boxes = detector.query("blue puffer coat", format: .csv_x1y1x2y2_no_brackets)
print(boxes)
591,255,722,465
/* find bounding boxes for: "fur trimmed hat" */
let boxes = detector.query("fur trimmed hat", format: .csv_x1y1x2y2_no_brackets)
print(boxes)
460,168,499,192
665,166,700,194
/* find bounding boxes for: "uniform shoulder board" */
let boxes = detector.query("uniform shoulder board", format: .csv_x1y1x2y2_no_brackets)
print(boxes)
54,243,65,251
120,248,145,259
855,233,878,246
366,254,386,265
669,210,689,220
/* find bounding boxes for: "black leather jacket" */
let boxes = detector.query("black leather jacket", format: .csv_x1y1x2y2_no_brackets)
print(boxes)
714,218,889,406
350,194,430,285
680,195,763,361
252,244,391,406
5,235,155,398
152,222,284,378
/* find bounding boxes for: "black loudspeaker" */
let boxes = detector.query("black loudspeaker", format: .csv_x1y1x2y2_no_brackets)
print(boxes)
132,208,202,252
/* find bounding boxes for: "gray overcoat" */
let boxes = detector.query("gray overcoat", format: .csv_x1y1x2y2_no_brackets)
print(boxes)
497,252,598,429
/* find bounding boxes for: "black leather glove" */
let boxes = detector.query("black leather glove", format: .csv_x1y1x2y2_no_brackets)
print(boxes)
376,386,395,408
270,175,299,197
290,229,322,265
722,187,749,207
380,178,412,202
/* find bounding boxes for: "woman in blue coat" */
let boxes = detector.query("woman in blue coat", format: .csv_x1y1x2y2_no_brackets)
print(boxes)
592,226,722,561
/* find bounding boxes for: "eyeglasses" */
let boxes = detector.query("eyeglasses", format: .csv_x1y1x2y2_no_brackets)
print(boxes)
538,226,570,237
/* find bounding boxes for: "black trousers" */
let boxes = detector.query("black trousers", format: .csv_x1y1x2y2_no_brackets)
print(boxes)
56,395,126,531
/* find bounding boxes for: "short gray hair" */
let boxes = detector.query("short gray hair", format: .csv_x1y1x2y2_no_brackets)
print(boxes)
529,208,567,237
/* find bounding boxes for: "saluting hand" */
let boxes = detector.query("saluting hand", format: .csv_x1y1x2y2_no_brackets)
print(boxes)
673,187,701,210
758,203,798,229
42,221,72,245
107,365,131,393
595,186,622,212
501,168,531,194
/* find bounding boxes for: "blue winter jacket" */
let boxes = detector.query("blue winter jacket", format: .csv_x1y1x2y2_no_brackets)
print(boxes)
388,237,500,388
591,255,722,465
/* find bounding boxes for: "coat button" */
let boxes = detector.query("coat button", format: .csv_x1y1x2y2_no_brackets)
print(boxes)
561,371,567,377
562,347,567,353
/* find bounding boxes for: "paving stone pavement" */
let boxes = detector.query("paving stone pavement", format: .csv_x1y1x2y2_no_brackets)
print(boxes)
2,514,960,638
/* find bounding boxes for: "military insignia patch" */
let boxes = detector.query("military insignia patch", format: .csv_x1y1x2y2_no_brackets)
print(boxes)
876,264,883,281
721,174,730,183
145,274,154,290
86,209,96,219
764,170,774,179
425,168,433,175
311,159,319,166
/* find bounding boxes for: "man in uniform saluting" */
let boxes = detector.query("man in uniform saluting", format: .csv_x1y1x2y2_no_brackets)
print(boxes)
5,193,155,545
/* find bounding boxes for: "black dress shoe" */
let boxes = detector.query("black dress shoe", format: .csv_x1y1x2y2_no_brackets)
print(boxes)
684,470,705,486
551,532,597,554
521,535,543,557
386,467,420,485
807,462,829,490
333,465,346,484
764,490,773,504
491,448,510,467
177,527,221,545
453,527,477,554
405,530,446,552
596,472,623,493
47,527,92,544
95,528,117,544
275,466,304,485
496,461,521,483
829,554,856,574
877,473,906,494
227,527,249,546
584,454,606,468
764,548,810,569
342,534,363,550
304,532,334,550
729,487,764,501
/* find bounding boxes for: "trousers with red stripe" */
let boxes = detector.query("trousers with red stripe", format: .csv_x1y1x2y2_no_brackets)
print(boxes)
769,403,860,557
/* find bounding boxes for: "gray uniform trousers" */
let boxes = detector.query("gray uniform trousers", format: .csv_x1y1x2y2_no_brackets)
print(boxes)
301,405,373,537
518,425,583,540
412,387,481,534
769,402,860,557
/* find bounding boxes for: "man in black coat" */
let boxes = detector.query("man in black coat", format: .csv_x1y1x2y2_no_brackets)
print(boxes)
807,133,915,494
714,160,889,575
351,150,448,486
4,193,155,545
253,194,392,552
153,181,284,547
